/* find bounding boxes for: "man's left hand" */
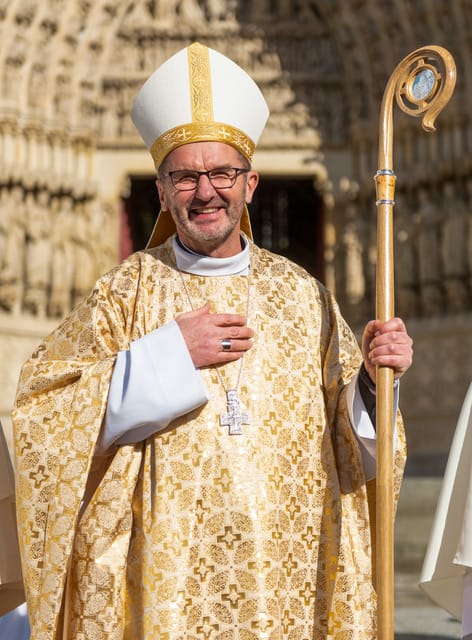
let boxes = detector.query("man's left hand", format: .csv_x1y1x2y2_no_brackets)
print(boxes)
361,317,413,383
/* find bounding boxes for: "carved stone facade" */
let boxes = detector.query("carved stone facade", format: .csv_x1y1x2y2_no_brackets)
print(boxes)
0,172,116,318
334,173,472,323
1,1,472,478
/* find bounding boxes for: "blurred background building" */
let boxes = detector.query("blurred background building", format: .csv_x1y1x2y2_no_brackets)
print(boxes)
1,0,472,605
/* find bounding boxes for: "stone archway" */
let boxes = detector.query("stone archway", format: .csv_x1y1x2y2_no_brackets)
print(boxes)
1,1,471,323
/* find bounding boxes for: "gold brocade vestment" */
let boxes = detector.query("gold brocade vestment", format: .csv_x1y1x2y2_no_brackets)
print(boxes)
13,239,406,639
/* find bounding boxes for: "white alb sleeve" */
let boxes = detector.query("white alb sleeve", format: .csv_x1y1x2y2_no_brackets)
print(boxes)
97,320,209,454
346,373,400,481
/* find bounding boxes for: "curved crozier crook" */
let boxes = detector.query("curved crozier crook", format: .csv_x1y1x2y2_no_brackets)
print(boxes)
378,45,457,169
394,45,457,132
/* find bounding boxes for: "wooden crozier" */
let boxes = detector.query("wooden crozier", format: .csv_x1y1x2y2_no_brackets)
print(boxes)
374,45,456,640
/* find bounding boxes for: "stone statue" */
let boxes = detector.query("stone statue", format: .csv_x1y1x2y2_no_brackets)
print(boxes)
0,184,27,314
440,180,468,313
0,181,10,273
90,199,117,275
205,0,236,22
48,194,74,318
177,0,205,24
71,198,97,307
394,191,418,316
342,202,365,304
414,186,443,315
23,187,52,317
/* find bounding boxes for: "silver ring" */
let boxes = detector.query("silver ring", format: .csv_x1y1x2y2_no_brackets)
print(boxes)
221,338,231,351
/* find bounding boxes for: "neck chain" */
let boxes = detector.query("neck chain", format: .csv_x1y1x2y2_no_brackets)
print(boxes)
177,268,251,436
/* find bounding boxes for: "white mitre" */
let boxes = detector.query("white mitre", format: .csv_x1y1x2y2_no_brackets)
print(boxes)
131,41,270,248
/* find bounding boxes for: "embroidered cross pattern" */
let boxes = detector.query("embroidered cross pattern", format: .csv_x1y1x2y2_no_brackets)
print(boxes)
220,389,249,435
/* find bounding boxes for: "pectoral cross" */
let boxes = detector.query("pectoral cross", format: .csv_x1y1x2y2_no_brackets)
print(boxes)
220,389,250,435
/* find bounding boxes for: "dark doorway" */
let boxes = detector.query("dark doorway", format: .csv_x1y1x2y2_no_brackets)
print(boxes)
121,175,324,282
250,177,324,281
121,176,160,260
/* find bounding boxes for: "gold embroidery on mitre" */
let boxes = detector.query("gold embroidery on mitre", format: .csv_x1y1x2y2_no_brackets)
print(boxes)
150,42,255,168
188,42,213,122
150,122,255,169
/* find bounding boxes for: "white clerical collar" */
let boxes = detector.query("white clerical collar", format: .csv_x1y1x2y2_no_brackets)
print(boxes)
173,234,250,276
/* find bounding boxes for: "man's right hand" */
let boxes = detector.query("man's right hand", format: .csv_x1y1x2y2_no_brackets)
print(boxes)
175,303,254,368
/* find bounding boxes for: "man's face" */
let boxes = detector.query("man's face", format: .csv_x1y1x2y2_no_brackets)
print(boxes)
156,141,259,257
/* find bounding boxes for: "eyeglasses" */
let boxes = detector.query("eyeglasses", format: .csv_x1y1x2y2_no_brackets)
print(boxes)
164,167,250,191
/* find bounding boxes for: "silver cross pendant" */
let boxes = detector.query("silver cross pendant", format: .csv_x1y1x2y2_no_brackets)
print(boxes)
220,389,250,435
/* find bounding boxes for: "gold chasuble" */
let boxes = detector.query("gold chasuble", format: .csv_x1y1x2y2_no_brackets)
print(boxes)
13,239,406,640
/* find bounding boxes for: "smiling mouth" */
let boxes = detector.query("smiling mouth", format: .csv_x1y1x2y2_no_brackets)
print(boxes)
190,207,224,222
192,206,223,216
